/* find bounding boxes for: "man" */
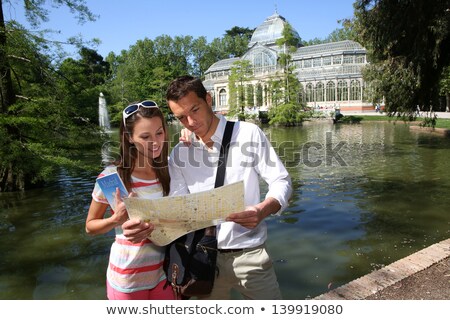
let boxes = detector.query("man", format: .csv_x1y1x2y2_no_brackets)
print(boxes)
123,75,292,299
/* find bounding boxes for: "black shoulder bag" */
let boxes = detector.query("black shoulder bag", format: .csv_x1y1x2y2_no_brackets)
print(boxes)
164,121,235,299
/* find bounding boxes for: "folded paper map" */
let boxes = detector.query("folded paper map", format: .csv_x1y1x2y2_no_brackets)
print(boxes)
123,181,245,246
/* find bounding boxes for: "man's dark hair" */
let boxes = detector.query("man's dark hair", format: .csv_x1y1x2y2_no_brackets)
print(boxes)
166,75,208,102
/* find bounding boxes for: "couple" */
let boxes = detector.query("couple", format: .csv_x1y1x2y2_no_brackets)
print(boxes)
86,75,293,300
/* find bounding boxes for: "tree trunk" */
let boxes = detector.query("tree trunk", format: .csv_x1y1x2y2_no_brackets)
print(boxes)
1,0,22,191
0,164,25,192
446,93,450,112
0,1,16,112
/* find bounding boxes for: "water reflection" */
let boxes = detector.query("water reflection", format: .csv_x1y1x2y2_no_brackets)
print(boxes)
0,121,449,299
267,121,450,299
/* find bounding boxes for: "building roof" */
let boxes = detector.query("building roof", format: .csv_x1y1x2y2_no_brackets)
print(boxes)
248,12,301,48
293,40,366,59
204,12,367,77
205,57,240,73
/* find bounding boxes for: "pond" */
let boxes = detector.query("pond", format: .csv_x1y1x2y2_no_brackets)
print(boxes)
0,120,449,299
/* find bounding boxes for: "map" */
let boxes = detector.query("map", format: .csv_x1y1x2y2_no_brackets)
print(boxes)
123,181,245,246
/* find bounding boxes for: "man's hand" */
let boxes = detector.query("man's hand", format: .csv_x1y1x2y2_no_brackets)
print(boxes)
226,198,281,229
122,218,154,243
226,206,263,229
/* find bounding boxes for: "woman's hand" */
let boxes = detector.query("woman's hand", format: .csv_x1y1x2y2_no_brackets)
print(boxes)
179,128,193,145
111,189,134,227
122,218,154,243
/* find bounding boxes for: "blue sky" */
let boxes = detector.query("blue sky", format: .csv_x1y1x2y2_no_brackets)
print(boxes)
5,0,356,58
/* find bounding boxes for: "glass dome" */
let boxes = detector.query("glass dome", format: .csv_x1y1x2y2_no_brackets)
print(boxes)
248,12,301,48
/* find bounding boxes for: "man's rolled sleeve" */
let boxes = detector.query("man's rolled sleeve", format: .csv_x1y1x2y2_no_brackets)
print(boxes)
265,172,292,215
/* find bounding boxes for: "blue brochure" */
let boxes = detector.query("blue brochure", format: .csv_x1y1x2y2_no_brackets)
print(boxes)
96,172,129,210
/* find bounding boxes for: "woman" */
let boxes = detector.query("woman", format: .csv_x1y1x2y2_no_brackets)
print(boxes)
86,100,174,300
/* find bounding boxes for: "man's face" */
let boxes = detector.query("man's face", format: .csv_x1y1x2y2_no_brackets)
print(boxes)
168,91,215,140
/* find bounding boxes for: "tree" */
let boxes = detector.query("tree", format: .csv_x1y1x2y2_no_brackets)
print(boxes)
276,22,301,49
108,35,193,109
354,0,450,114
268,102,305,127
275,22,301,104
439,66,450,112
58,46,110,124
227,59,253,117
191,36,209,77
224,26,254,57
303,18,357,46
225,26,254,40
268,22,306,126
201,37,230,69
154,35,192,77
0,0,101,191
326,18,358,43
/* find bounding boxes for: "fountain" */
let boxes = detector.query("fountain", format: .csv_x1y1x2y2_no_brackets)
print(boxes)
98,92,113,165
98,92,111,131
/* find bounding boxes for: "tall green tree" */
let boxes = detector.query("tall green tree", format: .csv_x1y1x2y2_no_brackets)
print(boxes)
154,35,192,77
224,26,254,57
276,22,301,103
201,37,230,68
354,0,450,114
191,36,209,77
111,38,157,103
58,46,110,123
303,19,357,46
439,66,450,112
108,35,193,109
227,59,253,116
269,22,305,126
0,0,101,191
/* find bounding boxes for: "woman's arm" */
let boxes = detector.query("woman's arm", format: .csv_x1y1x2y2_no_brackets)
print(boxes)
86,189,129,235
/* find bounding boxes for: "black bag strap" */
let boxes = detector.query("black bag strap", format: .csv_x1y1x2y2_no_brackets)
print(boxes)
214,121,235,188
204,121,235,238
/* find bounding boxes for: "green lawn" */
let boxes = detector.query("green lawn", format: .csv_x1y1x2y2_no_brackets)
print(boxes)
353,115,450,129
435,118,450,129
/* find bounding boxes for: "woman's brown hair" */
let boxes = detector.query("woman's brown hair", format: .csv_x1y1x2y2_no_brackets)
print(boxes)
115,105,170,196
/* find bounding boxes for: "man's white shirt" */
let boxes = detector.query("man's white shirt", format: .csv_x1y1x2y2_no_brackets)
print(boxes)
168,114,292,249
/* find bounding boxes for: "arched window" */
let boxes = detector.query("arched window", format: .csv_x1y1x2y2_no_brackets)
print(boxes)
350,80,361,101
337,81,348,101
315,82,324,102
219,89,227,106
306,83,313,102
246,49,276,74
326,81,336,102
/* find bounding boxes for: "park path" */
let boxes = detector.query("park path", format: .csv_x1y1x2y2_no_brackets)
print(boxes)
313,238,450,300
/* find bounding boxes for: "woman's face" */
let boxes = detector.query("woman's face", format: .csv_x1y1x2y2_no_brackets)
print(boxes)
130,116,165,161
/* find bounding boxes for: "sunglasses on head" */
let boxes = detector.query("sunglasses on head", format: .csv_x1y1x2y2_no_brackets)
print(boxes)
122,100,158,126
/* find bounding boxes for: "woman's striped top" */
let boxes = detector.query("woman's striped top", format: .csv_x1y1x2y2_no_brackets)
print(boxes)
92,166,166,293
